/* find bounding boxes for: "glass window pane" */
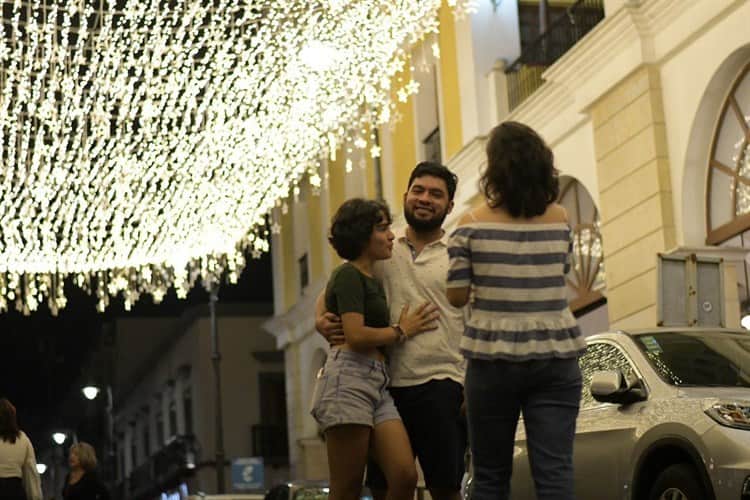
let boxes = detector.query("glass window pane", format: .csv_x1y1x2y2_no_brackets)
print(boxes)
736,146,750,216
710,168,735,228
714,109,745,168
414,49,439,142
423,127,441,163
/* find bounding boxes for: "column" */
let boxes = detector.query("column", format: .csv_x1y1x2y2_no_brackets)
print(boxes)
161,384,172,440
174,375,187,436
151,394,162,449
591,65,675,329
123,424,134,478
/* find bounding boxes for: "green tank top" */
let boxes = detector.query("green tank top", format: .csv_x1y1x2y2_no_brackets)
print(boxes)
325,262,390,328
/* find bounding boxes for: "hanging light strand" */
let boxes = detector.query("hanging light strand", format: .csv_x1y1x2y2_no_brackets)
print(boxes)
0,0,476,315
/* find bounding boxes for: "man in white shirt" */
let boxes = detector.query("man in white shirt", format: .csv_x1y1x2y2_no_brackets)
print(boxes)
316,162,466,500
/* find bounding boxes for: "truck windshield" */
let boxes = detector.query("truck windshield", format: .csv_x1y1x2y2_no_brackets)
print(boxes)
635,332,750,387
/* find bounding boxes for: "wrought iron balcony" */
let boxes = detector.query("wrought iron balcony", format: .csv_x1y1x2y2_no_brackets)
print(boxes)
505,0,605,111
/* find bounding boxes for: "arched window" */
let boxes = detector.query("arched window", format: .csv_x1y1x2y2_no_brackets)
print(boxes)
707,62,750,244
707,61,750,320
558,177,606,313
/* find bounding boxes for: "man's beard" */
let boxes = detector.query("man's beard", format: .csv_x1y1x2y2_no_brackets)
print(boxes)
404,205,447,232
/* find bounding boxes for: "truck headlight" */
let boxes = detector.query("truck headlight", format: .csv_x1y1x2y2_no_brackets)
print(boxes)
705,402,750,430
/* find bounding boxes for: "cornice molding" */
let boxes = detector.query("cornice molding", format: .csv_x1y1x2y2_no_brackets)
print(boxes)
507,81,580,146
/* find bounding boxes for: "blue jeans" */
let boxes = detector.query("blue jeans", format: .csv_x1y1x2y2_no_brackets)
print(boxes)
465,357,582,500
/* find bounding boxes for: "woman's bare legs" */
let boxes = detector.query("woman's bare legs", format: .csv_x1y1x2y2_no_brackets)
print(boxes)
326,424,372,500
370,419,418,500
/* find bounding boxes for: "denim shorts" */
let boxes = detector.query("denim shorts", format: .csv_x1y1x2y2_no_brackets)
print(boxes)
310,349,401,432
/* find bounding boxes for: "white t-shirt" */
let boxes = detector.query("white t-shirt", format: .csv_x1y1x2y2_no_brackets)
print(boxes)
374,230,465,387
0,431,36,478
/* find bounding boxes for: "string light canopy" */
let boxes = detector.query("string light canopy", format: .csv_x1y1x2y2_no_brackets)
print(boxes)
0,0,475,315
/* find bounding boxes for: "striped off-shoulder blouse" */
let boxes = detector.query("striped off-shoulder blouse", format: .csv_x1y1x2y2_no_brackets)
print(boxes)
447,222,586,361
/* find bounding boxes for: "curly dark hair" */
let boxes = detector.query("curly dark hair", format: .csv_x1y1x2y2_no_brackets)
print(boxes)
329,198,392,261
408,161,459,200
0,398,20,443
481,121,559,218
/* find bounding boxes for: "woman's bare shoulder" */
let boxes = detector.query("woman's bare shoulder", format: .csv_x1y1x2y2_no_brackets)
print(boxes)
457,202,489,226
468,203,512,223
540,203,568,223
456,211,476,226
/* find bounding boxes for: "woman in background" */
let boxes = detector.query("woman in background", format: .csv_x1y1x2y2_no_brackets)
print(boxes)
0,398,42,500
62,442,109,500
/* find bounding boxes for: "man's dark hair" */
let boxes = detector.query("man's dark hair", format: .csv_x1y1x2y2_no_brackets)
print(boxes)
329,198,392,261
407,161,458,200
0,398,20,443
481,121,559,218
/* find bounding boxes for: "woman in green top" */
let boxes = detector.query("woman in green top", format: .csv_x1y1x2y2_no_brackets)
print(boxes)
311,198,438,500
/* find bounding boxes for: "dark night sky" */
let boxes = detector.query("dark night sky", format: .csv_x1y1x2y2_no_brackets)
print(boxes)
0,250,273,451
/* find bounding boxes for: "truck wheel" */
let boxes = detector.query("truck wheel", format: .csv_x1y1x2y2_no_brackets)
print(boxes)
648,463,706,500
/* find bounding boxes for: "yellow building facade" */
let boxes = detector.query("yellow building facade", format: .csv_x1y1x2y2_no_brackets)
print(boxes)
264,0,750,480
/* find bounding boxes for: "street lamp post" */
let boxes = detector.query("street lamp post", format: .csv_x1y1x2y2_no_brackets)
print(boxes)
80,384,115,484
105,386,114,468
51,430,74,497
209,284,226,493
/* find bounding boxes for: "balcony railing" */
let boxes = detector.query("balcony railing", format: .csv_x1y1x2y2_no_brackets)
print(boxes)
505,0,605,111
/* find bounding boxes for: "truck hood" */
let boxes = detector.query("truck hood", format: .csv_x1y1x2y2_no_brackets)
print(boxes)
676,386,750,402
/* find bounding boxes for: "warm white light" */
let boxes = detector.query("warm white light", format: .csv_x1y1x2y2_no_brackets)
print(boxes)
735,144,750,216
741,314,750,330
52,433,67,445
0,0,475,315
36,464,47,475
82,386,101,400
300,42,342,72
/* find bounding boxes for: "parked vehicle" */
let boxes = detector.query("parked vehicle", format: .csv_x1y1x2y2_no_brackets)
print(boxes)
263,481,372,500
504,328,750,500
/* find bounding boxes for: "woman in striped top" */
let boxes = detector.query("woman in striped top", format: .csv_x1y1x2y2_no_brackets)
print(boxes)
446,121,586,500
